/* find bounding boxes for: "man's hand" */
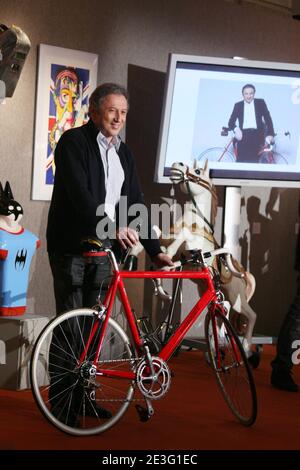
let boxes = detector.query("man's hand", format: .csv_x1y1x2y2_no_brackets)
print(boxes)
266,135,274,145
152,252,174,269
116,227,139,249
234,127,243,141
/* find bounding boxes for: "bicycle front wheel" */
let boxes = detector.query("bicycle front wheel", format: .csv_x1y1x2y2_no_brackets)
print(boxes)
205,308,257,426
30,308,136,436
198,147,236,163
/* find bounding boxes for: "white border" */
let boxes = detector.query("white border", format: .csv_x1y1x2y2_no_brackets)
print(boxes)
32,44,98,200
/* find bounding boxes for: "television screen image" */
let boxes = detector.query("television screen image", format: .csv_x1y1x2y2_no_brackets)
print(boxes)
155,54,300,187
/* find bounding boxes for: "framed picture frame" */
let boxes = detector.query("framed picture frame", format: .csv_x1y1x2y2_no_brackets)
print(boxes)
32,44,98,200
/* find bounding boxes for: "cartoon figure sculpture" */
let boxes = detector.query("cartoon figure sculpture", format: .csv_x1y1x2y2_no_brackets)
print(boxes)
126,161,258,366
0,182,39,316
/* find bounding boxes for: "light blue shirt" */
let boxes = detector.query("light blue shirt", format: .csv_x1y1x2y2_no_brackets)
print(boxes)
97,132,125,221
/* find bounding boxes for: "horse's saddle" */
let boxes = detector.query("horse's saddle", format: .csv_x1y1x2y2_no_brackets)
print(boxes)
214,255,246,285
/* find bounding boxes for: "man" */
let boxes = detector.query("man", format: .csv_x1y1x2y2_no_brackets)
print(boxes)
47,82,172,313
228,84,275,163
46,83,173,426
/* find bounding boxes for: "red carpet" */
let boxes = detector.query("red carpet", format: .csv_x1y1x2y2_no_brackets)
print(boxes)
0,345,299,450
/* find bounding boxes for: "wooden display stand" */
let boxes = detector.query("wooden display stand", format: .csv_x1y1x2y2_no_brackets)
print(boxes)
0,313,51,390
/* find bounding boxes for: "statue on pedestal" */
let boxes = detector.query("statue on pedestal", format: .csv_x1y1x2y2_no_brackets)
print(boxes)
0,182,39,316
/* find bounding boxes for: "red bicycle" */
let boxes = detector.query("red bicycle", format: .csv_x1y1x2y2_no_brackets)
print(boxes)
258,134,289,164
197,127,237,163
30,247,257,435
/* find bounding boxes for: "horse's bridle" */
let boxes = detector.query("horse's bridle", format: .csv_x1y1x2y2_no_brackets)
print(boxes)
170,165,217,235
184,169,213,193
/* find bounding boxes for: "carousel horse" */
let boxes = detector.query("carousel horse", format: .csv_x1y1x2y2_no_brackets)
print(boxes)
125,160,259,366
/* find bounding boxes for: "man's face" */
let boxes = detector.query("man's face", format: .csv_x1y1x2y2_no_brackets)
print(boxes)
242,87,255,103
91,94,128,140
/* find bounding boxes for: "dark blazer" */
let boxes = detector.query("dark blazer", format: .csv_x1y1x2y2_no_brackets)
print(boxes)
47,119,161,257
295,200,300,271
228,98,274,139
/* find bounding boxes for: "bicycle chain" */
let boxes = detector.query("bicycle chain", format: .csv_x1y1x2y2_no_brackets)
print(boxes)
97,357,141,364
96,357,146,402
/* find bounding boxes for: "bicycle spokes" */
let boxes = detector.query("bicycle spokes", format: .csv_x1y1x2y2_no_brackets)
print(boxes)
31,309,137,436
205,309,257,426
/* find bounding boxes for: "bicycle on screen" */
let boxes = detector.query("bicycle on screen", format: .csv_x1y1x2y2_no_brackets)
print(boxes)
198,128,290,164
197,127,237,163
258,132,290,164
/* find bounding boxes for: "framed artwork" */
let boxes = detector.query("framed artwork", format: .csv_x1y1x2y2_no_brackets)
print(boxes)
32,44,98,200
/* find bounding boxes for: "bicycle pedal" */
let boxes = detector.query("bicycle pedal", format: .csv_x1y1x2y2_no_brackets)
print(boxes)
135,404,152,422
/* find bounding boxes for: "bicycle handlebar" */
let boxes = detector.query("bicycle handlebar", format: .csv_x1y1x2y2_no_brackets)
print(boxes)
206,248,244,279
104,246,244,303
221,126,229,136
154,248,244,301
160,247,244,279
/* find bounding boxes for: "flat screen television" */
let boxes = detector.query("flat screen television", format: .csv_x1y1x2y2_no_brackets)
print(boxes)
155,53,300,187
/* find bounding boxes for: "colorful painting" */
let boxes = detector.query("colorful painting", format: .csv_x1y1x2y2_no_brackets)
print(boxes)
32,45,98,200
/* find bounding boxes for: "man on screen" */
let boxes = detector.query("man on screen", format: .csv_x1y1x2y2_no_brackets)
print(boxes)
228,84,275,163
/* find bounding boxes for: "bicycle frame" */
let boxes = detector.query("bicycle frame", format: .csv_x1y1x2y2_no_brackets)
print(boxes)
30,247,257,432
218,136,236,162
79,250,221,380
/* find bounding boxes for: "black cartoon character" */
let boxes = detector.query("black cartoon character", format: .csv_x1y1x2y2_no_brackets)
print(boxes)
0,181,23,223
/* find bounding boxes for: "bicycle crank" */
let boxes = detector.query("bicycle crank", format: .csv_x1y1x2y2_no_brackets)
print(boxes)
136,356,171,400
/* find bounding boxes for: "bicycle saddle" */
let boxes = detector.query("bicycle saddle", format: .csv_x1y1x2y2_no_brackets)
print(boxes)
80,236,111,256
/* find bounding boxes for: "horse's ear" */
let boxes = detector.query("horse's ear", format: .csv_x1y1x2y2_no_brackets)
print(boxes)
0,182,3,198
203,159,209,175
193,159,199,169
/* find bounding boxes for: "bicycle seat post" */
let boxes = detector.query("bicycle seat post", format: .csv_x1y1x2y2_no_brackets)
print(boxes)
105,248,119,273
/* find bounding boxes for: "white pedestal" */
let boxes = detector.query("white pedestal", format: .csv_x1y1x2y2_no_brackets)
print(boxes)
0,313,51,390
223,186,242,260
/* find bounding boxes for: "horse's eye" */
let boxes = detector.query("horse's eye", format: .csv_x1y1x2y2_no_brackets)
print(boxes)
179,162,184,165
195,169,201,175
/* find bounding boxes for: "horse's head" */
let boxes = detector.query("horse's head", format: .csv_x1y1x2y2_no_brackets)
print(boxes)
169,159,212,196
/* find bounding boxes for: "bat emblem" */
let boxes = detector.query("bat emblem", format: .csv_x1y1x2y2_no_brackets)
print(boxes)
15,249,27,270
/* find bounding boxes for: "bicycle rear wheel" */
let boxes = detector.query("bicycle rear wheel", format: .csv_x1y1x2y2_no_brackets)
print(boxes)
198,147,236,163
205,308,257,426
30,308,136,436
259,151,288,164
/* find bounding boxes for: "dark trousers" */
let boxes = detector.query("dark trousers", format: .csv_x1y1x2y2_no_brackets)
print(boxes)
271,275,300,372
48,253,111,410
49,253,111,314
236,129,262,163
